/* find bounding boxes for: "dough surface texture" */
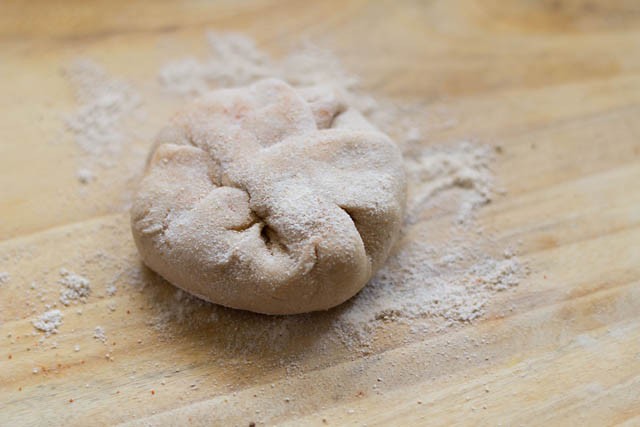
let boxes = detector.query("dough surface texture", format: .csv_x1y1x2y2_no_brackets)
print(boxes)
131,79,406,314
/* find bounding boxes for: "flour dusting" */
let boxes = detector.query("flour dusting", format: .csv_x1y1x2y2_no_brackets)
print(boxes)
93,326,107,343
64,58,142,180
404,142,494,224
0,272,10,285
58,268,91,306
32,310,63,336
160,32,368,115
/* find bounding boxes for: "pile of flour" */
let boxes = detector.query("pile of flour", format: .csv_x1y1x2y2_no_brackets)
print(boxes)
32,309,63,336
58,268,91,306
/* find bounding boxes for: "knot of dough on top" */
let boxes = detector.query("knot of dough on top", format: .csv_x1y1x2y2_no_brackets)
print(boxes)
131,78,406,314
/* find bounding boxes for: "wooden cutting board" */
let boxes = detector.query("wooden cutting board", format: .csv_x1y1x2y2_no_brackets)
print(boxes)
1,1,640,425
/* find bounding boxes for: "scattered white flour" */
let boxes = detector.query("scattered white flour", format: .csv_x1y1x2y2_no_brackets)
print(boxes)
76,168,95,184
0,271,10,285
159,32,374,117
93,326,107,343
159,32,272,94
63,58,141,179
341,243,523,329
106,284,117,296
32,310,63,336
404,142,495,224
59,268,91,306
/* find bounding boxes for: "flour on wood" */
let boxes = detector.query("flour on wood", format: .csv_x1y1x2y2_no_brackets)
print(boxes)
58,268,91,306
32,310,63,336
0,272,10,285
63,58,141,182
93,326,107,343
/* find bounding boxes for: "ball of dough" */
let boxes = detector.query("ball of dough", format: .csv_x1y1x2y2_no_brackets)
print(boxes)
130,79,406,314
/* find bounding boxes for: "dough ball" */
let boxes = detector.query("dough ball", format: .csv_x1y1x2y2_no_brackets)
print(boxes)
131,79,406,314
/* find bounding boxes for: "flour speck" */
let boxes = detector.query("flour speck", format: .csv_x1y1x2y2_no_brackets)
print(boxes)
59,268,91,306
93,326,107,343
0,272,10,285
32,310,63,336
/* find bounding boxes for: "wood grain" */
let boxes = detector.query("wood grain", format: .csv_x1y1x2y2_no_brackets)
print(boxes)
1,1,640,426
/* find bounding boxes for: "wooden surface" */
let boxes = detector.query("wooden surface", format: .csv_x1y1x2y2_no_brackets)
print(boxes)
2,1,640,425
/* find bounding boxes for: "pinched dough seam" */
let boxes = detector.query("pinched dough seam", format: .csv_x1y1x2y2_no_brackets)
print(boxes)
139,156,323,280
146,105,374,299
141,141,372,286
